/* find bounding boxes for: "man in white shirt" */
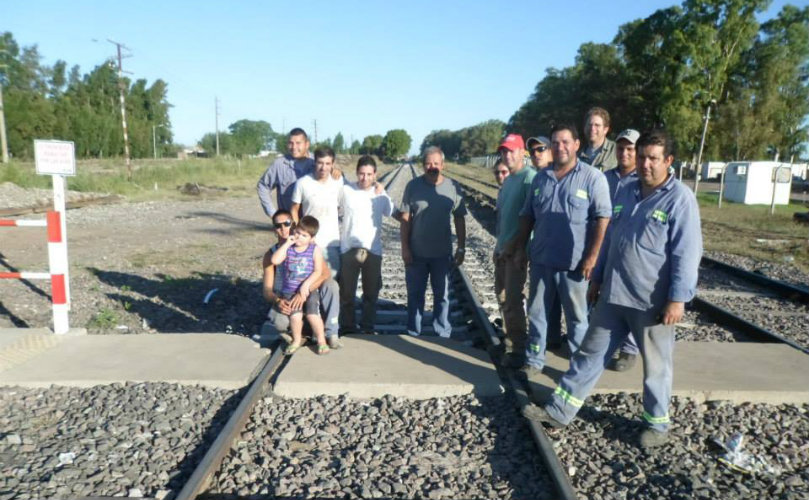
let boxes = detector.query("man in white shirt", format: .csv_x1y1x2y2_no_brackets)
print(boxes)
291,147,345,279
338,156,394,334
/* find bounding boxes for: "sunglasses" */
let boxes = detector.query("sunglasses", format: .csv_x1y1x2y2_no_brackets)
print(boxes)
530,147,548,154
274,220,293,228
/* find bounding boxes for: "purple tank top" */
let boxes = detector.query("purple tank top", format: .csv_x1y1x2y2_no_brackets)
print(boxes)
281,244,316,295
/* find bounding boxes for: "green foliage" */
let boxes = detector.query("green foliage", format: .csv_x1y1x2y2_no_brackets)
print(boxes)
381,129,412,159
88,308,118,329
332,132,345,153
361,134,383,155
0,32,174,160
348,139,361,154
508,1,809,161
420,120,505,161
228,119,274,156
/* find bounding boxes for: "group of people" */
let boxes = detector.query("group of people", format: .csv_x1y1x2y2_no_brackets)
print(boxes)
492,107,702,448
258,129,466,355
258,105,703,448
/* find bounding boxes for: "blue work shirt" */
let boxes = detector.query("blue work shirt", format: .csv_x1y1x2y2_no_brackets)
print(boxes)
519,160,612,271
605,168,638,200
595,175,702,311
256,155,315,216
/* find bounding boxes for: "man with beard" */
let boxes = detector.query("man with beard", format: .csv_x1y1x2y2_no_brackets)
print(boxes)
399,146,467,338
579,107,617,172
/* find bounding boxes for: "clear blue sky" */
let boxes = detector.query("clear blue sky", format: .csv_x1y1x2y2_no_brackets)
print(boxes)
4,0,800,153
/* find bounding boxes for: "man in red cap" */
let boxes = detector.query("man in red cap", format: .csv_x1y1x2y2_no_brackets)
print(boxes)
494,134,535,367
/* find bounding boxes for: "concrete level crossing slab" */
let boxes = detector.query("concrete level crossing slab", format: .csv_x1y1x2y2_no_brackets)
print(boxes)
0,329,269,390
527,341,809,405
273,335,502,399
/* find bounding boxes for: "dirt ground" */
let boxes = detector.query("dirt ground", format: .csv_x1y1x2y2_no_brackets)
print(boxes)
1,192,276,336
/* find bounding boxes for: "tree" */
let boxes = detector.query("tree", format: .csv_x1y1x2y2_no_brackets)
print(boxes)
381,129,411,159
228,119,274,156
332,132,345,153
349,139,361,154
361,134,383,155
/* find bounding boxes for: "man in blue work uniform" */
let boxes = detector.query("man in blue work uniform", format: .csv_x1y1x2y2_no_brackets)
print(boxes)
523,129,703,449
604,129,641,371
513,123,612,379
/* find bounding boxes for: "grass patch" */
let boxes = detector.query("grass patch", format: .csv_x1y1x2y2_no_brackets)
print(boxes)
87,308,119,329
0,157,270,202
697,194,809,271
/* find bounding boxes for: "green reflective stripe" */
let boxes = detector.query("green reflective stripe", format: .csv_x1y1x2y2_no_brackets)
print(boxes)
528,343,541,353
651,209,669,223
642,411,670,424
613,204,623,215
554,386,584,408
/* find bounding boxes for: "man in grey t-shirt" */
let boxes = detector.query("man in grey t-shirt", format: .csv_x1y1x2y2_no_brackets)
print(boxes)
399,146,467,338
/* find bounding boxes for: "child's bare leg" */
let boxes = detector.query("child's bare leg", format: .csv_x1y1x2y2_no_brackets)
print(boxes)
306,314,327,347
288,313,303,346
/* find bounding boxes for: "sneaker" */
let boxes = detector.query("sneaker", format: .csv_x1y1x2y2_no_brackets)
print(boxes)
437,331,451,339
327,336,343,350
406,330,420,337
280,332,293,345
639,428,669,449
517,364,544,381
613,352,637,372
522,404,566,428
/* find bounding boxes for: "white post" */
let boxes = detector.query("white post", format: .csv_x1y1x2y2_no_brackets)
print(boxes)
52,174,71,310
718,163,729,208
46,208,70,334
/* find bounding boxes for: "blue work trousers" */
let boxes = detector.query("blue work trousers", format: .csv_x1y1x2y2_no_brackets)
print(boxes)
545,301,675,432
525,263,589,369
405,255,452,337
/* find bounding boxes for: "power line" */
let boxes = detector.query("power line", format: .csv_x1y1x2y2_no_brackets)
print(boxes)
108,39,133,179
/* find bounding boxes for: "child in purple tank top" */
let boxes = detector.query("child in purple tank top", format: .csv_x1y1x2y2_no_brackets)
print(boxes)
271,215,329,355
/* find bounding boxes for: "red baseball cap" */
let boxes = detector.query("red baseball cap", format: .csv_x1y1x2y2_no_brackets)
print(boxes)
498,134,525,151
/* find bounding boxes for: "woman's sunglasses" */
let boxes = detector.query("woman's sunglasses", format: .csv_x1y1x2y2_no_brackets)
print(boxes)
274,220,293,228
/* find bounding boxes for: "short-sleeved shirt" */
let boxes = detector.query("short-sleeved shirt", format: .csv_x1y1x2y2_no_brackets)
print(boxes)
281,243,316,296
339,182,394,256
292,174,345,249
595,175,702,311
256,155,315,216
605,168,638,200
579,139,617,172
496,166,536,253
399,176,467,259
519,161,612,271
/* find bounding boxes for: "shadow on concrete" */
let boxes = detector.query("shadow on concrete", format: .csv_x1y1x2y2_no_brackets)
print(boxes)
89,268,266,335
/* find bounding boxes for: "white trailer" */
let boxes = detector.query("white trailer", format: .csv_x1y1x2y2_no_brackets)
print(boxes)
723,161,792,205
700,162,726,180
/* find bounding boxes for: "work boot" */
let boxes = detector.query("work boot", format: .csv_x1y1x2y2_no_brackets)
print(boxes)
522,404,566,428
327,336,343,349
501,352,524,368
517,364,543,382
639,428,669,449
613,352,637,372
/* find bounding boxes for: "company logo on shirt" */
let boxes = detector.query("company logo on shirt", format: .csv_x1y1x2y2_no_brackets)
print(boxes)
575,189,588,200
613,204,623,215
651,210,669,223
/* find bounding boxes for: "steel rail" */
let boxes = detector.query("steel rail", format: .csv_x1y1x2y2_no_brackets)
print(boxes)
701,256,809,304
452,267,578,500
174,347,286,500
691,297,809,355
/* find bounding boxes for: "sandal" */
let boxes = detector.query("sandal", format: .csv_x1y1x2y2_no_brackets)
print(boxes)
317,344,330,355
284,342,301,355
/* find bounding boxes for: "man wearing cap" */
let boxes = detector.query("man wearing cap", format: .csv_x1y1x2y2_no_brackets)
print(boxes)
493,134,534,366
525,136,563,350
579,107,617,172
513,123,612,379
601,128,641,371
524,129,702,449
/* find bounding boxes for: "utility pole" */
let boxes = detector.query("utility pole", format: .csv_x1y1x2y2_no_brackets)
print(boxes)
0,79,7,164
108,39,133,180
215,96,220,156
1,53,10,164
313,119,318,144
693,99,716,195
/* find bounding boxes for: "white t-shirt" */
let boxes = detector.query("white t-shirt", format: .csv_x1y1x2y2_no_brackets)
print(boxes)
291,174,344,248
338,182,393,256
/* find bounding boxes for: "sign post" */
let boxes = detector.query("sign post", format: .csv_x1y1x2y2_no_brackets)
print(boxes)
34,140,75,334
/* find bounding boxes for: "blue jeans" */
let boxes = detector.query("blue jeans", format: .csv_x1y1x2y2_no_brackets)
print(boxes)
545,301,675,432
405,255,452,337
525,263,589,369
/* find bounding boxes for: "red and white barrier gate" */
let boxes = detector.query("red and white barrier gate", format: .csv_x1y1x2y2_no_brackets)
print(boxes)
0,211,70,334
